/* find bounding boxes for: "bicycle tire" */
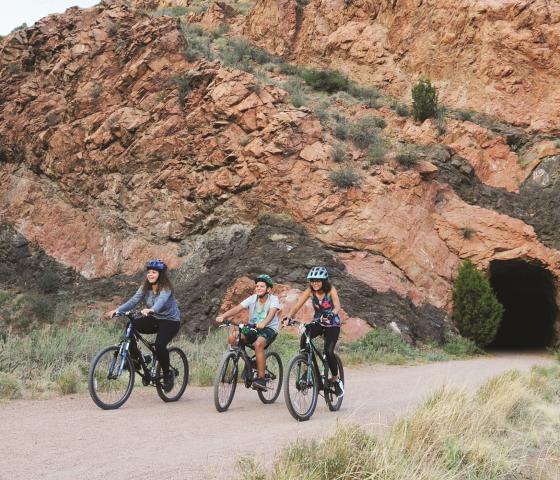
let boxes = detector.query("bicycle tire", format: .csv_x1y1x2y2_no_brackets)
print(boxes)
283,353,318,421
257,351,283,404
325,353,344,411
156,347,189,402
88,345,135,410
213,352,238,412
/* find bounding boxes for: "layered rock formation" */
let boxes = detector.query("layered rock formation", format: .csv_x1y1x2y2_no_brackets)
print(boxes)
1,1,559,343
244,0,560,132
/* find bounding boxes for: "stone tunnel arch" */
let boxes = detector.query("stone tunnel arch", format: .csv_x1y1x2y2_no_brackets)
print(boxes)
489,260,558,349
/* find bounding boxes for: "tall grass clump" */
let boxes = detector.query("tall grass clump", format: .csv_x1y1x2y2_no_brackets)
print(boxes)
149,6,189,17
281,78,307,107
348,115,386,149
453,259,503,347
181,22,215,61
219,36,279,72
345,329,415,365
442,334,481,357
248,366,560,479
412,79,438,122
300,68,349,93
366,140,387,165
0,372,22,399
328,167,361,189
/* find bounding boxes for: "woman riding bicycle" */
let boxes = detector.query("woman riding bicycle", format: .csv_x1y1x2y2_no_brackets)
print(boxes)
109,259,180,392
216,274,280,391
284,266,344,397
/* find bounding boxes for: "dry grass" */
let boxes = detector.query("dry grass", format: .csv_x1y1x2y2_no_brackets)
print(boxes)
241,366,560,479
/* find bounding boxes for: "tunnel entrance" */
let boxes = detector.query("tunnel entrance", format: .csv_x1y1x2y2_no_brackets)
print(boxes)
489,260,557,349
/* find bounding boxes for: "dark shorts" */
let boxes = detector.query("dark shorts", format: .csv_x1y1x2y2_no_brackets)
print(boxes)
243,327,277,347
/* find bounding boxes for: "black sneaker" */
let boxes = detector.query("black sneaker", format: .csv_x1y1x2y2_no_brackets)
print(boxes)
252,377,267,391
163,370,175,393
334,379,344,397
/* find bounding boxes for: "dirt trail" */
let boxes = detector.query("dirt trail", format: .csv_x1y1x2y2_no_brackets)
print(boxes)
0,352,555,480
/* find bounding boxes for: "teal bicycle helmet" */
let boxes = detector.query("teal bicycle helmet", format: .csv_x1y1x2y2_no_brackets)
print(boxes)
307,266,328,280
255,274,274,288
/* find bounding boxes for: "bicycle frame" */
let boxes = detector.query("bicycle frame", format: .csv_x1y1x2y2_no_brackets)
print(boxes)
113,314,163,385
221,320,257,387
300,323,329,393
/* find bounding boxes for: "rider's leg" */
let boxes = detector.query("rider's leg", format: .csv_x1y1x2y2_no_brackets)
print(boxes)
154,319,180,376
253,336,267,378
323,326,340,381
129,316,158,361
300,322,323,350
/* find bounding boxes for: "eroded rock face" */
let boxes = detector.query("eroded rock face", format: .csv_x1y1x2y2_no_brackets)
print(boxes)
1,2,560,342
244,0,560,132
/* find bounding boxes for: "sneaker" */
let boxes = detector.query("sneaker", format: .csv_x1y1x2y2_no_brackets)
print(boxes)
252,377,267,391
334,379,344,397
162,370,175,393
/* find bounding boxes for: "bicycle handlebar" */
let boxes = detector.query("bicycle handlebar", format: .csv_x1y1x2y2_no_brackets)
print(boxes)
219,319,257,330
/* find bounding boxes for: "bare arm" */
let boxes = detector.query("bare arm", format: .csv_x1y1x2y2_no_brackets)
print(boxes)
216,303,246,323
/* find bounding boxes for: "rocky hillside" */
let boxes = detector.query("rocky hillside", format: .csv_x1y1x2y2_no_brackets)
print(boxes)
0,0,559,344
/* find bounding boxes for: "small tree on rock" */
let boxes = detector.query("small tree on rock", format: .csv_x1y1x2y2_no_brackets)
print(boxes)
452,259,504,347
411,79,438,122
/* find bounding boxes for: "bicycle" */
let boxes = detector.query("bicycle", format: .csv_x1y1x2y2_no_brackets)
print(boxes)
213,319,283,412
282,318,344,421
88,311,189,410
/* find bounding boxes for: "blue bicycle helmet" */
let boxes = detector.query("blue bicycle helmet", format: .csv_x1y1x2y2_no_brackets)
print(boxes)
145,259,167,272
307,266,328,280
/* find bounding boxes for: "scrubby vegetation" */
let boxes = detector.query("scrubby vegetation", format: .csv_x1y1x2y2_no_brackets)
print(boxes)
412,79,438,122
328,167,361,189
241,366,560,479
453,259,504,347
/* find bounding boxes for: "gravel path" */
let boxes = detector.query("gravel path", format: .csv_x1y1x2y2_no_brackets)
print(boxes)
0,352,555,480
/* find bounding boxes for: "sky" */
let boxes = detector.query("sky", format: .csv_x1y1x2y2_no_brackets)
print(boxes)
0,0,99,36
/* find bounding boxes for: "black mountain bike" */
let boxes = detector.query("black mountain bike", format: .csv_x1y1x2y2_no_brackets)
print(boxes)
283,318,344,421
88,312,189,410
213,320,283,412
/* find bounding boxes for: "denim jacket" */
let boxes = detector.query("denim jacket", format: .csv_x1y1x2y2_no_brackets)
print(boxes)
117,286,180,322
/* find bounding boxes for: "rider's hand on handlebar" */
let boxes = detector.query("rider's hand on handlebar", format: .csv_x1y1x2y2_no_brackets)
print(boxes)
216,315,224,324
108,309,118,319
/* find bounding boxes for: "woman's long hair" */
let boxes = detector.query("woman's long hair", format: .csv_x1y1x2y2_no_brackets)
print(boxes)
143,269,174,294
309,279,332,294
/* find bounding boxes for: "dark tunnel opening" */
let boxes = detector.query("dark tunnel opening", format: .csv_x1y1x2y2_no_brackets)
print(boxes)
489,260,557,349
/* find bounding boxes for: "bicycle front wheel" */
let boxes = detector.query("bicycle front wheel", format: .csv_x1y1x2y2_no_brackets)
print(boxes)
258,351,283,404
283,354,318,422
213,352,238,412
88,345,135,410
325,353,344,411
156,347,189,402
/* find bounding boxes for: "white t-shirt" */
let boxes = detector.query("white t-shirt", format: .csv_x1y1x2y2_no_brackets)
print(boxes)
240,294,281,332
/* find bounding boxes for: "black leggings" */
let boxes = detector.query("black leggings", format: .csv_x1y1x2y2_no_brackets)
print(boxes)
300,323,340,377
130,316,180,375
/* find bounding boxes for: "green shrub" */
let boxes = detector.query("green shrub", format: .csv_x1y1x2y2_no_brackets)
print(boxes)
456,109,473,121
452,259,504,347
181,22,214,62
411,79,438,122
172,72,196,108
282,78,307,107
350,329,415,358
392,102,410,117
461,226,475,239
395,145,418,168
150,6,189,17
300,68,349,93
348,83,381,107
443,334,481,357
348,115,385,149
0,372,22,399
219,37,278,70
328,167,361,189
366,141,386,165
333,115,349,140
332,143,347,163
38,270,60,294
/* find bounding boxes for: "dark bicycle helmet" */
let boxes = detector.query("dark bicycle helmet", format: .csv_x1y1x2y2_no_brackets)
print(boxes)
254,274,274,288
307,266,328,280
145,259,167,272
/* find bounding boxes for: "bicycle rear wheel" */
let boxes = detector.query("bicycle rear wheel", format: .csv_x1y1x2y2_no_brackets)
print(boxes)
325,353,344,411
257,351,283,404
283,353,318,421
88,345,135,410
156,347,189,402
213,352,238,412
